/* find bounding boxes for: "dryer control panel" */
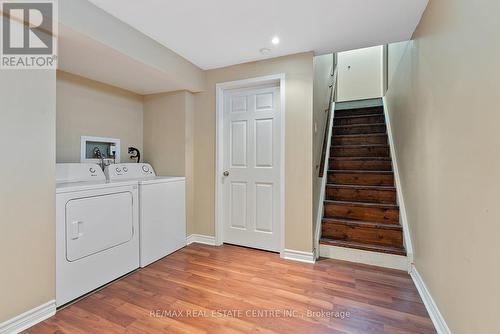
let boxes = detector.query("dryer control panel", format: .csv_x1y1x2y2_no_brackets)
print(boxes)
105,163,156,180
56,163,105,183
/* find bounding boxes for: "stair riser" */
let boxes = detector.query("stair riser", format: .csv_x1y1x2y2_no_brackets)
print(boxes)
324,203,400,223
326,187,397,204
328,172,394,186
335,107,383,117
322,223,403,247
331,146,389,157
334,115,385,126
332,134,388,146
333,124,386,135
329,159,392,171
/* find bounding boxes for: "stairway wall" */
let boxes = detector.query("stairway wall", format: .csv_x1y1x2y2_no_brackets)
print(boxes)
337,45,384,102
384,0,500,333
313,54,334,242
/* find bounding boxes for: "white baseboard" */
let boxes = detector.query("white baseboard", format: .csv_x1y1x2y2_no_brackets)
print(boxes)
186,234,216,246
410,266,451,334
0,300,56,334
320,244,409,271
281,249,316,264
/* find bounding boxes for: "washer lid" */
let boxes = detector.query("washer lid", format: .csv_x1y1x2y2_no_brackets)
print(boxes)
139,176,186,185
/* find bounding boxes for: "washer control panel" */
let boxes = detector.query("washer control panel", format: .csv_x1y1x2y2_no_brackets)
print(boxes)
105,163,156,180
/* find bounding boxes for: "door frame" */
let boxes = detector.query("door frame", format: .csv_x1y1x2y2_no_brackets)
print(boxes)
215,73,286,255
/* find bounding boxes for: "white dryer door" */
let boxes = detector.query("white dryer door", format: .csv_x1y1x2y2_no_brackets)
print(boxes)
65,192,133,261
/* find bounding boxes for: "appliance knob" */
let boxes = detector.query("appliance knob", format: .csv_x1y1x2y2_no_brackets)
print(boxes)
89,167,96,173
123,167,128,172
142,165,150,173
116,167,121,173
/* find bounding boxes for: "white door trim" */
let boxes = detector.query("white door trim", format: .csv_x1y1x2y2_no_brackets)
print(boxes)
215,74,286,255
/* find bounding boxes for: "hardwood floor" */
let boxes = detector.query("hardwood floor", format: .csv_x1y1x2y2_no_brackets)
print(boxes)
26,244,436,334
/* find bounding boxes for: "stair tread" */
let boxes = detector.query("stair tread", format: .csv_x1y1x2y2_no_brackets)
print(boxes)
330,156,391,160
333,133,387,137
326,184,396,190
334,113,384,119
320,238,406,256
334,123,385,128
329,170,394,174
331,144,389,148
324,200,399,209
322,217,402,230
336,106,382,112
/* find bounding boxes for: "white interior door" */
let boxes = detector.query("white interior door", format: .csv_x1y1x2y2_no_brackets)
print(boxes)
222,85,281,252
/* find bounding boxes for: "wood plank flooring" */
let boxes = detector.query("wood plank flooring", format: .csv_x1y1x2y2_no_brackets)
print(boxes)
26,244,436,334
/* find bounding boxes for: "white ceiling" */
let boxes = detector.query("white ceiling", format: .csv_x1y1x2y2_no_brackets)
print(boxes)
87,0,428,70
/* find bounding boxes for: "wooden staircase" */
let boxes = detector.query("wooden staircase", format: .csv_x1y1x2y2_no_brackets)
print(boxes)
320,105,406,256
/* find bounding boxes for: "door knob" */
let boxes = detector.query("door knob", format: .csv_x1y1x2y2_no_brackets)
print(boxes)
223,171,230,177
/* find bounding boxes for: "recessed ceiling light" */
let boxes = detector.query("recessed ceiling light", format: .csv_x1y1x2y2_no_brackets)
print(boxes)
260,48,271,55
271,36,280,45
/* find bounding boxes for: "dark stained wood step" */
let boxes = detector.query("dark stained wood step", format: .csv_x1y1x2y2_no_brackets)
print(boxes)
325,184,397,204
334,114,385,126
323,200,400,224
322,218,403,248
332,133,388,146
335,106,383,118
331,145,389,157
320,238,407,256
333,123,386,135
328,170,395,186
329,157,392,171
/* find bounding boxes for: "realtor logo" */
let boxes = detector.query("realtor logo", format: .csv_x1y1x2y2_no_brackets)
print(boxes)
1,0,57,69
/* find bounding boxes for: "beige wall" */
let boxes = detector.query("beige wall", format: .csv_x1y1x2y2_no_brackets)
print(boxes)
337,45,383,102
0,70,56,322
143,91,195,235
193,52,314,252
387,41,410,87
385,0,500,333
312,54,334,236
56,71,143,163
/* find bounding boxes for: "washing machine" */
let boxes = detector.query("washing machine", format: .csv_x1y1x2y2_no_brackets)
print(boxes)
105,163,186,267
56,163,139,306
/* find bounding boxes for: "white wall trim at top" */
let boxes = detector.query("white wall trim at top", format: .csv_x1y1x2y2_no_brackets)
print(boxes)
214,74,286,256
282,249,315,264
186,234,216,246
410,266,452,334
382,96,414,267
0,300,56,334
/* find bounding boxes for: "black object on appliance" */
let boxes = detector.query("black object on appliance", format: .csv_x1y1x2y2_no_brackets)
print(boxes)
128,147,141,163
